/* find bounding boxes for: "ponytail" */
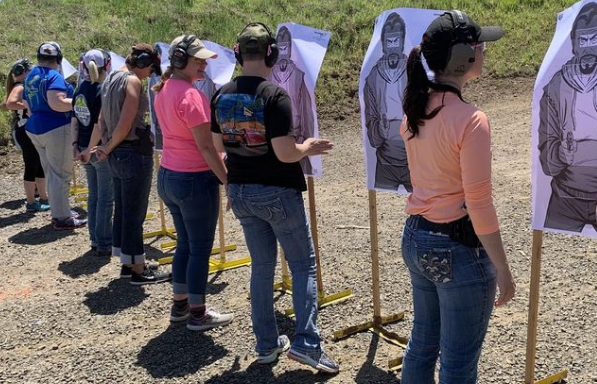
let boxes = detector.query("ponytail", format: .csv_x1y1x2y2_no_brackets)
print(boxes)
151,66,173,93
88,61,100,83
2,68,18,109
403,45,465,138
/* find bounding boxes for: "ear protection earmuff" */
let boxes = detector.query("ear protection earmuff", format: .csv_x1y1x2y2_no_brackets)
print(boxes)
99,49,112,72
234,22,279,68
11,58,32,76
130,45,161,75
444,10,477,76
37,42,63,65
170,35,197,69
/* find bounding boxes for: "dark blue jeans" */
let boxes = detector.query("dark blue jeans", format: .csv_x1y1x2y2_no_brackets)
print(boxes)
109,147,153,265
401,215,497,384
157,167,219,305
80,146,114,253
228,184,320,355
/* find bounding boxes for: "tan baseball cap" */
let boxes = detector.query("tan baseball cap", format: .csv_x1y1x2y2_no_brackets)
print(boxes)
169,35,218,60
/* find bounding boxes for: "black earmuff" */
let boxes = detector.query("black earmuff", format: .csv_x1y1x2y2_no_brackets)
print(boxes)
235,22,279,68
11,58,31,76
37,42,63,65
444,10,477,76
170,35,197,69
131,45,161,75
99,49,112,72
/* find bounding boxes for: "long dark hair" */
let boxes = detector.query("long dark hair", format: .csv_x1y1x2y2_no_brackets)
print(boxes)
402,46,464,138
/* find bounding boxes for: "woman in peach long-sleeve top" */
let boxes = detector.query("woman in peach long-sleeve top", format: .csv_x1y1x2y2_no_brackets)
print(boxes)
398,11,516,384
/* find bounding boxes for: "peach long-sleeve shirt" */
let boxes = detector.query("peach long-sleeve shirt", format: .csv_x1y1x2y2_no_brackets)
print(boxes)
399,92,499,236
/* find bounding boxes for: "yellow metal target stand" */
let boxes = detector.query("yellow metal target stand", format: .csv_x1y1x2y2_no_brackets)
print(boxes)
333,190,408,371
273,177,353,315
70,164,88,196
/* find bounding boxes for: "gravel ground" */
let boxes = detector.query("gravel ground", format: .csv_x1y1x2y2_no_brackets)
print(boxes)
1,77,595,383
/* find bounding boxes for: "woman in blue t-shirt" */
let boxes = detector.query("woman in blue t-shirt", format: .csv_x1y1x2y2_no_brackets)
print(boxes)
72,49,114,256
3,58,49,212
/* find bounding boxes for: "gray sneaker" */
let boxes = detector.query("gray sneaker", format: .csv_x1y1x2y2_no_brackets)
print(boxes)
187,308,233,331
257,335,291,364
287,347,339,373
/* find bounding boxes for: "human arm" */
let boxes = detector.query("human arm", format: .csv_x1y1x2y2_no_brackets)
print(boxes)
364,75,388,148
192,123,227,184
5,84,26,110
272,136,333,163
47,90,73,112
460,111,514,306
71,116,81,160
80,111,106,164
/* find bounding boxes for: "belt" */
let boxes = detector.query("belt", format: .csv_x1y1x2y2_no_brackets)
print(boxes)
409,215,464,234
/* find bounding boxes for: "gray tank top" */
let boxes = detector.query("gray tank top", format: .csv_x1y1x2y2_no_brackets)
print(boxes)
101,70,149,141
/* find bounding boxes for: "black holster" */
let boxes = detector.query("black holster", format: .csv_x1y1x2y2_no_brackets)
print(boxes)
449,216,481,248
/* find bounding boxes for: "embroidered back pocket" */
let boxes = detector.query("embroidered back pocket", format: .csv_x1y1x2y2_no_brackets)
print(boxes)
417,248,453,283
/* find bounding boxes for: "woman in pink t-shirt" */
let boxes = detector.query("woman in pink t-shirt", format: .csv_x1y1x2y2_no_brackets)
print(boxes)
398,11,515,384
153,35,232,331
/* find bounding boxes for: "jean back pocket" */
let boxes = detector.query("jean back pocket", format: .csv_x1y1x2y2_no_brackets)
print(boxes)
417,247,453,283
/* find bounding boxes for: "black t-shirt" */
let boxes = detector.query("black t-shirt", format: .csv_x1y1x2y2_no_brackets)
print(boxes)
72,80,102,147
211,76,306,191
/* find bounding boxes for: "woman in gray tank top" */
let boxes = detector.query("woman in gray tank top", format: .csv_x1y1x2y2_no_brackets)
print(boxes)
94,44,171,285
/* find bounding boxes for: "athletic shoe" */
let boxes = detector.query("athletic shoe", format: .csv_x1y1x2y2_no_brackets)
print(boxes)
287,347,340,374
120,265,133,278
38,199,50,211
258,335,291,364
170,299,190,323
51,210,80,224
96,249,112,257
186,308,233,331
26,201,41,212
53,216,87,230
130,267,172,286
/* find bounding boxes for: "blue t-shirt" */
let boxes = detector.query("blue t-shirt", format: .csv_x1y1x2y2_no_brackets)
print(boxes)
23,66,72,134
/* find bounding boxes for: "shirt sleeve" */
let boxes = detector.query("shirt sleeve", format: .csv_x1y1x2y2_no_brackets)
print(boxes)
47,71,68,92
179,89,210,129
266,88,294,139
459,110,500,235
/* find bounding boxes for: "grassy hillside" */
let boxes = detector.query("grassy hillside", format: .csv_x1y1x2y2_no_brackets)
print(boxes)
0,0,577,143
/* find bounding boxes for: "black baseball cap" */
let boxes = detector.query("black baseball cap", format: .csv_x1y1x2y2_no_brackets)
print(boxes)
422,10,504,47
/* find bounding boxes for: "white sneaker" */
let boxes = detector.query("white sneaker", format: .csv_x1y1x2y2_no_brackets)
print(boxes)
257,335,291,364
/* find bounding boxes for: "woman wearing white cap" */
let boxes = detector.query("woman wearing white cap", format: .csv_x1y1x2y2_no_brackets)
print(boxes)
23,41,86,230
72,49,114,256
399,11,515,384
152,35,232,330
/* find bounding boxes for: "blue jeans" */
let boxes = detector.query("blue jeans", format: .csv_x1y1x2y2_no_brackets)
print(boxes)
228,184,320,355
401,215,497,384
81,147,114,252
109,147,153,265
157,167,219,305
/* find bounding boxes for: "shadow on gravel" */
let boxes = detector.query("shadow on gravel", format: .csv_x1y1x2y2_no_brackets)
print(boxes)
204,355,337,384
83,279,149,315
8,224,76,244
355,333,400,384
0,211,35,228
207,271,230,296
0,198,25,210
137,325,228,378
58,250,110,278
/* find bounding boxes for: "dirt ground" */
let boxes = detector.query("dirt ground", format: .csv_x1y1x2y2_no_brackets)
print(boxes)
1,77,596,384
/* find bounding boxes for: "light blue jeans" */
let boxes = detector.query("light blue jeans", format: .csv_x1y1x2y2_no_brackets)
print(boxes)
228,184,321,355
157,167,220,305
401,215,497,384
81,147,114,253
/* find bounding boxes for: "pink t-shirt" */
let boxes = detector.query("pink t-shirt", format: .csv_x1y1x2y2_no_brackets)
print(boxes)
155,78,211,172
399,92,499,236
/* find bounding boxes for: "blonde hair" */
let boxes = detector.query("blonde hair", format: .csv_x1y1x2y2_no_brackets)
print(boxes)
2,66,21,109
151,66,174,93
86,60,107,84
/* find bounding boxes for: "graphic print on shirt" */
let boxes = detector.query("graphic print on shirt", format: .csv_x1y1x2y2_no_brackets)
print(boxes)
214,93,268,157
74,94,91,126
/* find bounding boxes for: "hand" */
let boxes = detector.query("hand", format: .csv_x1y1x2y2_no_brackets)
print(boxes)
79,148,92,164
380,113,391,136
495,267,515,307
560,135,577,165
91,145,110,162
304,138,334,157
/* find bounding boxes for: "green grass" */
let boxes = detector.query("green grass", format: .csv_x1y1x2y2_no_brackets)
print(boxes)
0,0,578,143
